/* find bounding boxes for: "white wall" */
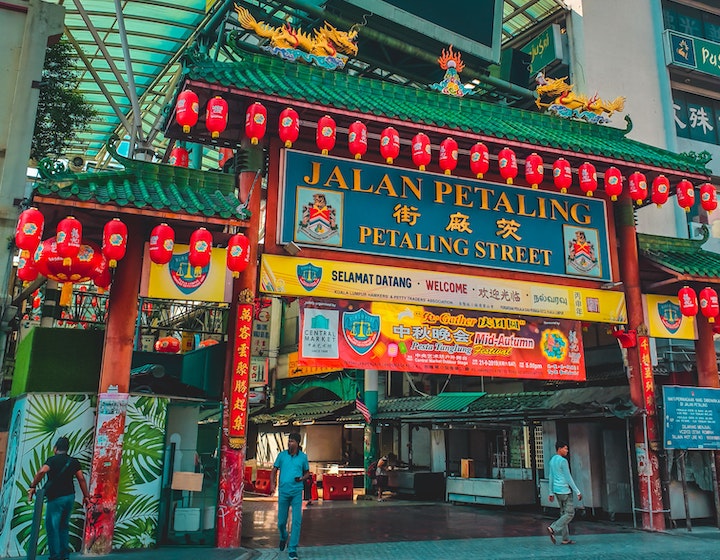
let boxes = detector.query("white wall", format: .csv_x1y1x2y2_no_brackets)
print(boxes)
566,0,668,146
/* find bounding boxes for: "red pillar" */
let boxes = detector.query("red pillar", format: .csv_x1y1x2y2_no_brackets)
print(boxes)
216,145,263,547
616,198,665,531
83,216,144,553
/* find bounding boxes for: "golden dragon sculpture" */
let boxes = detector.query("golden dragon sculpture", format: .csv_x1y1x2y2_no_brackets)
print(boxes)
234,4,359,57
535,75,625,120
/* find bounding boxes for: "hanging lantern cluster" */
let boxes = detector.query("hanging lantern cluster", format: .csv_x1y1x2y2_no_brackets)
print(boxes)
177,101,717,212
147,224,252,279
679,286,720,323
13,211,128,306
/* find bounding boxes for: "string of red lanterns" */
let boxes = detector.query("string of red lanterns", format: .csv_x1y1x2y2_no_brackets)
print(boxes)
172,99,718,209
679,285,720,323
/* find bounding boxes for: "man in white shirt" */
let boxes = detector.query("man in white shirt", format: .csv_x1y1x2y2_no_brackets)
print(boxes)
546,440,582,545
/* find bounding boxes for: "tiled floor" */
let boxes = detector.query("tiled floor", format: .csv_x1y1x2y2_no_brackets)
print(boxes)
239,493,634,549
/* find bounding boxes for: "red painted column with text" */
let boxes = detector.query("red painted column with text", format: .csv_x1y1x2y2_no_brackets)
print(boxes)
216,148,263,547
616,198,665,530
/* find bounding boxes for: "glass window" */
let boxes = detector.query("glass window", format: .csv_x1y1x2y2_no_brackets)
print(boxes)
673,93,690,139
686,95,717,143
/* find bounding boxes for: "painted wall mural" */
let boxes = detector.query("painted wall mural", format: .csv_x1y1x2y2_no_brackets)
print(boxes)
0,393,168,558
0,393,94,558
113,396,168,549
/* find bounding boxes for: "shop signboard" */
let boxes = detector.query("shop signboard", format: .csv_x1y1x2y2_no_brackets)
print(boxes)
643,294,697,340
663,385,720,450
665,30,720,79
522,24,563,75
260,254,627,324
141,244,232,302
298,298,586,381
278,150,612,282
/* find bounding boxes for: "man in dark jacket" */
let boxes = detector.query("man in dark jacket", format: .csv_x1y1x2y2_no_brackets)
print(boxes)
28,436,90,560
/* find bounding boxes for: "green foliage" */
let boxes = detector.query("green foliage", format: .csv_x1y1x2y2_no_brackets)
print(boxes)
31,38,96,161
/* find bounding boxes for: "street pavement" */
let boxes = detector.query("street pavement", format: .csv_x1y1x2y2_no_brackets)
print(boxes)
31,527,720,560
10,495,720,560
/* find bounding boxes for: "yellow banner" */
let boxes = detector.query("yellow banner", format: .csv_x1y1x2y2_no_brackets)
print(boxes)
260,254,627,323
144,244,231,302
644,294,697,339
287,351,342,378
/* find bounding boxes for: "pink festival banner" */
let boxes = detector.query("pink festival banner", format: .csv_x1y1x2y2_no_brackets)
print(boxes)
299,298,586,381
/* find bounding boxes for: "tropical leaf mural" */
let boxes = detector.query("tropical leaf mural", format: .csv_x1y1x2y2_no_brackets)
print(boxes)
112,396,168,550
0,394,94,558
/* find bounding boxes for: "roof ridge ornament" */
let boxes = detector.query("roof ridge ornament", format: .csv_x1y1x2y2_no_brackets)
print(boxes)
534,73,625,125
430,45,474,97
233,4,359,70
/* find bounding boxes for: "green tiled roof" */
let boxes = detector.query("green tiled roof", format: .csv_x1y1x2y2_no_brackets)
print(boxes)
417,392,486,412
251,400,353,424
33,137,250,222
639,229,720,280
183,51,709,176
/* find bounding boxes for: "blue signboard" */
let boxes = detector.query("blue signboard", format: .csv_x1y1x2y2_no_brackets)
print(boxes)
663,385,720,450
279,150,612,282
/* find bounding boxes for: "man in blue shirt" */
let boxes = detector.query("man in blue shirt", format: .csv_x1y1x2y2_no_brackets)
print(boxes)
270,432,309,560
546,440,582,545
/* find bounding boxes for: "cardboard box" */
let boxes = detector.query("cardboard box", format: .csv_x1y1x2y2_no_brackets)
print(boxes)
171,471,203,492
461,459,475,478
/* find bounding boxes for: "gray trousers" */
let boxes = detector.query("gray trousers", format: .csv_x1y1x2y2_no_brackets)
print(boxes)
550,493,575,542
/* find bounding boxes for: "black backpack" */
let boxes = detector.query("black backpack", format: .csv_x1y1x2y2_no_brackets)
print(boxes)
367,459,378,479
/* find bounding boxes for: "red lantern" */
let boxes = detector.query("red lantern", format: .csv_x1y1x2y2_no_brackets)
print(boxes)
169,146,189,167
651,175,670,207
34,239,106,307
175,89,199,133
56,216,82,267
700,183,718,212
552,158,572,193
199,338,219,348
379,127,400,164
439,137,458,175
628,172,648,205
678,286,698,317
189,227,213,275
604,167,623,201
411,133,431,170
245,102,267,145
498,147,518,184
15,207,44,258
524,153,544,189
316,115,336,155
578,162,597,196
676,179,695,212
155,336,181,353
205,96,229,139
93,264,112,291
226,233,251,277
348,121,368,160
699,287,720,323
102,218,128,268
149,223,175,265
469,142,489,178
278,107,300,148
17,254,38,283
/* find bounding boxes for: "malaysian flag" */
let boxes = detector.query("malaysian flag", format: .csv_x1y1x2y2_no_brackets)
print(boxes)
355,393,372,424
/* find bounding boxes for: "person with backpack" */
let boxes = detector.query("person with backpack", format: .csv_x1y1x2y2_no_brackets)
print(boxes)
27,436,90,560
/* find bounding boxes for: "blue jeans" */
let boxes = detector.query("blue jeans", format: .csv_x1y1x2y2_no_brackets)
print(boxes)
45,493,75,560
550,493,575,542
277,491,303,554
